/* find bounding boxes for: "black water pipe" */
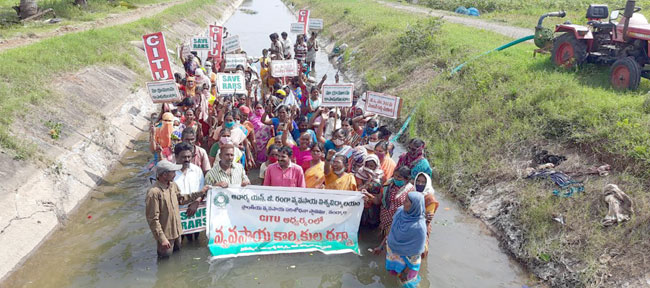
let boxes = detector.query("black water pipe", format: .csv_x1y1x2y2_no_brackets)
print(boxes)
536,11,566,28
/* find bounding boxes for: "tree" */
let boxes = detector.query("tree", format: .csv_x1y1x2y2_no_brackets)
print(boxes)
16,0,38,19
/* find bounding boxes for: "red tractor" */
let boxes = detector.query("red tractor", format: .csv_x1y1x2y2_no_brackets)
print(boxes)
538,0,650,89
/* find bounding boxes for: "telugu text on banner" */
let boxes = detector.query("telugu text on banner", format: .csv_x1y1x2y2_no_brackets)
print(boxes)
206,185,363,259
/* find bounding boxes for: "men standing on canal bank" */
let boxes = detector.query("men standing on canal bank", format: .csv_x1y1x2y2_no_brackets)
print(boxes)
146,160,209,258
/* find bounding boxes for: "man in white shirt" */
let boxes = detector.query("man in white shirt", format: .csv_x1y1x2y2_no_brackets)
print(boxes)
281,32,292,59
173,142,205,240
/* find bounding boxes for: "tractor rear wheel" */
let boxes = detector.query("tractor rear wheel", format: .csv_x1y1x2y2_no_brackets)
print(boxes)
610,57,641,90
551,33,587,68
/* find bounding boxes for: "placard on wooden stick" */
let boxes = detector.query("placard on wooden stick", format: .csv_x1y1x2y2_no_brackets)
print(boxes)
216,72,246,94
270,59,298,77
364,91,402,119
224,53,247,71
223,35,241,53
321,83,354,107
146,80,181,103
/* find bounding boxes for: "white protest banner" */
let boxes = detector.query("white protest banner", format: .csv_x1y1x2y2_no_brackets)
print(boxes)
321,83,354,107
298,9,310,34
180,202,207,235
223,35,241,53
142,32,173,81
191,36,210,51
224,53,248,71
206,185,363,259
270,59,298,77
146,80,181,103
308,18,323,30
364,91,402,119
216,72,246,94
290,23,305,34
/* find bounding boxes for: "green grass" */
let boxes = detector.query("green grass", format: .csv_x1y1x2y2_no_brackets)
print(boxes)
295,0,650,285
0,0,219,157
0,0,172,39
388,0,650,29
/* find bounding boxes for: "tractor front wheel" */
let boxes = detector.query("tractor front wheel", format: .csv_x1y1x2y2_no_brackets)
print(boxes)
610,57,641,90
551,33,587,68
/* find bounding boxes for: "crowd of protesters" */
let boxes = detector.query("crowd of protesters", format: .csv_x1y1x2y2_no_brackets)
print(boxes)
145,28,437,287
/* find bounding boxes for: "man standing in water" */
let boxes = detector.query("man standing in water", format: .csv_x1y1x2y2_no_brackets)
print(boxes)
173,142,205,241
263,146,306,187
146,160,209,258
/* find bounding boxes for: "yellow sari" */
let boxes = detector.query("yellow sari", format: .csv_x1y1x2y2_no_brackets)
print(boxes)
305,162,325,188
325,171,358,191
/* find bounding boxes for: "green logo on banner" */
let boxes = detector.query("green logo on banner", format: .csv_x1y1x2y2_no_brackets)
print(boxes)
214,191,229,208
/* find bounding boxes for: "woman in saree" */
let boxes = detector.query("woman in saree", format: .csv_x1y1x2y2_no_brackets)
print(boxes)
375,140,396,183
356,154,384,227
305,142,325,188
397,138,432,180
249,102,275,164
365,166,414,239
377,192,427,288
414,172,439,258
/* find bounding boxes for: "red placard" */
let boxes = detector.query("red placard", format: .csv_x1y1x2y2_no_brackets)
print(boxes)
209,25,224,59
298,9,310,34
142,32,173,81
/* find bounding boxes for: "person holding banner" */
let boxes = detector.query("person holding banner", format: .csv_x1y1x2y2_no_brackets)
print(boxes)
382,192,427,288
145,160,209,258
263,146,306,188
204,144,250,188
324,150,357,191
173,142,205,241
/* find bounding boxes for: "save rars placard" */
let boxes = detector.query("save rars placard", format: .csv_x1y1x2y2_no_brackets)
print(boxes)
364,91,402,119
142,32,173,81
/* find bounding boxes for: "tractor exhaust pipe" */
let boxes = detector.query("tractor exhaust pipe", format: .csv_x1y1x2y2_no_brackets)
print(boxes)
536,11,566,28
623,0,636,41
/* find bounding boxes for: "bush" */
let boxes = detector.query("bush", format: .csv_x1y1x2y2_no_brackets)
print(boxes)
393,17,442,59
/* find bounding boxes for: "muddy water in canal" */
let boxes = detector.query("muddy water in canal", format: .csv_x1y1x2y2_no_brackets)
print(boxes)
4,1,532,287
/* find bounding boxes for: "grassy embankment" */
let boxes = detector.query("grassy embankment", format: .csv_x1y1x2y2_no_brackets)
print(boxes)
0,0,173,39
295,0,650,285
389,0,650,29
0,0,221,159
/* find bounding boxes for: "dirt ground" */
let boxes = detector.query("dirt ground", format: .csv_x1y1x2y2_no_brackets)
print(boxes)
0,0,189,52
376,0,533,39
